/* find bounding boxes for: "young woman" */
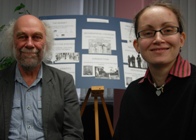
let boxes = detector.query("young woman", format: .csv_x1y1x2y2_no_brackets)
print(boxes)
114,1,196,140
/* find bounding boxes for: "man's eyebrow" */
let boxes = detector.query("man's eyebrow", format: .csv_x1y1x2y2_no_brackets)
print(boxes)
15,32,44,36
33,32,44,36
15,32,26,36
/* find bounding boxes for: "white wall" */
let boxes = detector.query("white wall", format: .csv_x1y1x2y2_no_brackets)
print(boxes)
0,0,83,24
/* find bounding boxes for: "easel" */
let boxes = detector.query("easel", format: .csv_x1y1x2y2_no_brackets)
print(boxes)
80,86,114,140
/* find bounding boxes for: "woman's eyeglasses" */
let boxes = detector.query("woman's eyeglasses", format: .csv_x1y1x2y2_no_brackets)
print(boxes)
137,26,181,39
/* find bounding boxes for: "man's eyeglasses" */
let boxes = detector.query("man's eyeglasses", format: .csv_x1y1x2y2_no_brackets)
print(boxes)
137,26,181,39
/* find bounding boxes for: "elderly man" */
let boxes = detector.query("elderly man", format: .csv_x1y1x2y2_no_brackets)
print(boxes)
0,15,83,140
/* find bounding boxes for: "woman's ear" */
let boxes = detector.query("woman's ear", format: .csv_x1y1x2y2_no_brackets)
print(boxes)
180,32,186,48
133,39,140,53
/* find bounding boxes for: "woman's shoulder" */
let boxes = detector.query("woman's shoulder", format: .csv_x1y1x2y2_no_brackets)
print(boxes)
126,77,144,90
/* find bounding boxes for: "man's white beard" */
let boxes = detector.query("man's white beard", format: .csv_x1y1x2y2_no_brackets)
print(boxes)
13,45,45,71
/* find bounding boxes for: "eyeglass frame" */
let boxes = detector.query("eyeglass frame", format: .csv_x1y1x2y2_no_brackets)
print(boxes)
136,26,182,39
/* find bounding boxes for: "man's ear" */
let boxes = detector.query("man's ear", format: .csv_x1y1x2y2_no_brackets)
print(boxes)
133,39,140,53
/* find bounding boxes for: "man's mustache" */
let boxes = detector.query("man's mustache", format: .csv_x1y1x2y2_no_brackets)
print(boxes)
20,48,39,53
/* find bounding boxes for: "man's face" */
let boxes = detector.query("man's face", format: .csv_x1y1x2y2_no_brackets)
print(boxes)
13,15,46,70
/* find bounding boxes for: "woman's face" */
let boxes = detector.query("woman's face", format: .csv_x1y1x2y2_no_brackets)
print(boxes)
133,6,186,68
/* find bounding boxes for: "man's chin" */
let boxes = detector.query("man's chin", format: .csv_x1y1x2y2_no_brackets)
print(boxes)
19,60,41,71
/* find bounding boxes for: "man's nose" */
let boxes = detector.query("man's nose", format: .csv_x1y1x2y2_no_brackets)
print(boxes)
26,38,34,46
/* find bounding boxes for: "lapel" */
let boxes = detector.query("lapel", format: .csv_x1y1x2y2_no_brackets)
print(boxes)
1,62,16,138
41,63,54,138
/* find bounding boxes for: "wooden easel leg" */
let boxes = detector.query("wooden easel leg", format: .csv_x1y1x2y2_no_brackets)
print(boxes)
100,95,114,137
80,86,114,140
80,88,91,116
94,96,99,140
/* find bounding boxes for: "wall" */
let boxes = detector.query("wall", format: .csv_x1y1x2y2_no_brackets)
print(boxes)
115,0,153,20
0,0,83,24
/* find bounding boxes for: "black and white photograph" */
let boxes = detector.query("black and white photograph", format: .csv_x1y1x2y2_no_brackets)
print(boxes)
95,66,120,80
54,52,79,63
83,65,93,76
88,39,112,54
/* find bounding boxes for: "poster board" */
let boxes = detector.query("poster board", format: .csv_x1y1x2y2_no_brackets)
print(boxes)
39,15,146,89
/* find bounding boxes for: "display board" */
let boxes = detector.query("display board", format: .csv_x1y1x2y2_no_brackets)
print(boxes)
39,15,146,89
